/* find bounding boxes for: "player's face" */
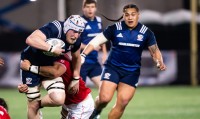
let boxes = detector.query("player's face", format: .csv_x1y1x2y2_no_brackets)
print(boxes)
66,30,81,44
123,8,139,29
82,3,97,20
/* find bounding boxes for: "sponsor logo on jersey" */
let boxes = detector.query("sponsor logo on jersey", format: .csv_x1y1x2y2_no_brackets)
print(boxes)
104,73,111,79
137,34,144,41
117,33,123,38
85,25,91,30
26,77,32,84
118,42,140,47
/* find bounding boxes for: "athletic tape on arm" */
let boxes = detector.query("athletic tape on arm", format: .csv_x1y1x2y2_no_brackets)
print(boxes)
88,33,108,48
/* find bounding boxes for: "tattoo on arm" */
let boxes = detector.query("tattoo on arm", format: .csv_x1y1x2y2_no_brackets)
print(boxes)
149,44,158,54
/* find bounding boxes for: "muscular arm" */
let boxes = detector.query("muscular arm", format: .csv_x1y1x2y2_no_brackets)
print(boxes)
71,48,81,78
148,44,166,70
20,60,66,78
39,62,66,78
26,30,51,51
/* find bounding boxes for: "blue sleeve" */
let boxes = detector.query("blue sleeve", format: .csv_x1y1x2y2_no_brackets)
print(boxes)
103,25,115,41
39,20,61,39
71,39,81,53
146,30,157,46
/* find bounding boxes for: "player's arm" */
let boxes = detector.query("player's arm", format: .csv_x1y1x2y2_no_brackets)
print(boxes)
0,58,4,66
81,33,108,63
20,60,66,78
148,44,166,70
26,30,51,51
71,48,81,79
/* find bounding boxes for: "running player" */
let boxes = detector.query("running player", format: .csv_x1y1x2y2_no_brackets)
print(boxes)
21,15,85,119
18,54,94,119
80,0,107,87
81,4,166,119
0,98,11,119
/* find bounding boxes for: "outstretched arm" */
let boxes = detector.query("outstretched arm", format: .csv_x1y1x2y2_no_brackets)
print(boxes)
20,60,66,78
148,44,166,70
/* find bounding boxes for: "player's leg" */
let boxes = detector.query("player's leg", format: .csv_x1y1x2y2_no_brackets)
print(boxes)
89,65,119,119
108,73,139,119
41,77,65,107
88,63,102,88
60,106,68,119
108,82,136,119
21,70,42,119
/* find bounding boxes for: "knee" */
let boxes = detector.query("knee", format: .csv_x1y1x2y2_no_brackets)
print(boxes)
28,101,40,111
99,94,112,106
118,98,131,110
49,91,65,106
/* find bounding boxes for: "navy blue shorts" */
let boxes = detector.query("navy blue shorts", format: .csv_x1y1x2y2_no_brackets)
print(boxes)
21,70,44,87
101,64,140,88
80,63,102,82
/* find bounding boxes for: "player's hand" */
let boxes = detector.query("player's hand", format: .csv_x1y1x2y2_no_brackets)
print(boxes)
0,58,4,67
18,84,29,93
51,44,65,56
156,60,166,71
20,60,31,71
68,78,80,95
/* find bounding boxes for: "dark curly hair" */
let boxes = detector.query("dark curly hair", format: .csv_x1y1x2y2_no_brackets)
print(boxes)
0,98,8,111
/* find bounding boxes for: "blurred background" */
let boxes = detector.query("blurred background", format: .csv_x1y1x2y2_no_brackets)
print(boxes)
0,0,199,119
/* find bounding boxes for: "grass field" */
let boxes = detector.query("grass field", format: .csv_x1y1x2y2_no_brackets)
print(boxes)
0,86,200,119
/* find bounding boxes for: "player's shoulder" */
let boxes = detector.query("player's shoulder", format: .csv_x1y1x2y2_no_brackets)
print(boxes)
137,22,153,35
95,16,102,23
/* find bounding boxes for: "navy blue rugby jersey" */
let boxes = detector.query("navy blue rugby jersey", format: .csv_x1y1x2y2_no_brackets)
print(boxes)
103,21,157,72
80,16,102,64
21,20,81,66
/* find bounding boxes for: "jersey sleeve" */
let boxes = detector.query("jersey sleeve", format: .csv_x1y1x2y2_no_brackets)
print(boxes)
39,20,62,39
146,30,157,46
71,38,81,53
103,25,115,41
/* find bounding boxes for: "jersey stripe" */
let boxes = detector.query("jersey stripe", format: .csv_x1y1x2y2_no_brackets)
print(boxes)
115,22,122,30
52,20,62,38
139,25,148,34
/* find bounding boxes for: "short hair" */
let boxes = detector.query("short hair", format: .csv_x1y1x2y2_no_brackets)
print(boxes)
0,98,8,111
123,4,139,12
83,0,97,7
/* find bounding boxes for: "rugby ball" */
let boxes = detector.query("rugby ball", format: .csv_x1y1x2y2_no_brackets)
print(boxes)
43,38,65,56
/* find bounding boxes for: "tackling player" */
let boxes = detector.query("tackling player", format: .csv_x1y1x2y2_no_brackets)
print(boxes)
81,4,166,119
0,98,11,119
18,55,94,119
21,15,85,119
80,0,107,87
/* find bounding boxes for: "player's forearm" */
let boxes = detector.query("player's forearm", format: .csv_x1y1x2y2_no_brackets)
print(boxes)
148,44,163,63
26,30,50,51
72,51,81,78
39,66,60,78
101,44,107,55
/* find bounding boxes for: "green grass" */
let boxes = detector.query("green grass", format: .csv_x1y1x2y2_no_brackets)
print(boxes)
0,86,200,119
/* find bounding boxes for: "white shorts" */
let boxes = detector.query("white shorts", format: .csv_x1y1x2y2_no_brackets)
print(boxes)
62,94,94,119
